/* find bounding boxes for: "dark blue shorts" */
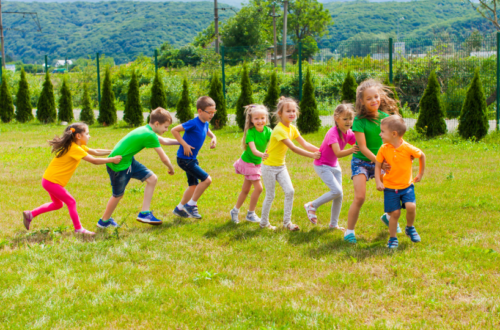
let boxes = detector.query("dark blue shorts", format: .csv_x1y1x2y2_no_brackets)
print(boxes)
107,158,153,197
351,157,376,180
384,184,416,213
177,157,209,186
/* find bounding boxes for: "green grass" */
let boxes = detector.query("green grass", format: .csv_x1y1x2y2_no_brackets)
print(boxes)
1,122,500,329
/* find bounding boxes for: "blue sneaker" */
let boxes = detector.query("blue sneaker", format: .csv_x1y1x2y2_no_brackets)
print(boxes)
136,211,162,225
173,206,190,218
184,204,202,219
380,213,402,233
344,233,357,244
97,218,119,228
405,226,421,243
387,237,399,249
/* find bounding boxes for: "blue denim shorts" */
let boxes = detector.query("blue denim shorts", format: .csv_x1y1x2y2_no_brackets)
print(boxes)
351,158,376,180
107,158,153,197
177,157,209,186
384,184,416,213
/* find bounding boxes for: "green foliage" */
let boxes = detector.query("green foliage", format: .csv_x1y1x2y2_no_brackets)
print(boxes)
235,65,254,130
297,69,321,133
58,78,74,123
0,74,15,123
98,67,117,126
176,78,194,124
150,71,167,110
458,70,489,141
79,84,95,125
288,0,332,43
341,71,357,103
124,71,143,127
158,43,202,68
36,72,57,124
263,71,280,128
15,68,33,123
416,71,447,137
209,72,228,130
221,6,263,51
193,22,216,48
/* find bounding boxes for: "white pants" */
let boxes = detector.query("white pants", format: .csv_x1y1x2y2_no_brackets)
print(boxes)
260,165,294,227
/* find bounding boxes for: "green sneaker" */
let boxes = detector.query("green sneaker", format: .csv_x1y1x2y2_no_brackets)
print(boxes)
380,213,401,233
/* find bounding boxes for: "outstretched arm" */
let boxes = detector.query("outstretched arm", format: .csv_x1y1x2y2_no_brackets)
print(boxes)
154,147,175,175
248,141,268,160
82,154,122,165
158,136,181,146
171,125,194,157
87,148,112,157
281,139,321,159
296,136,320,152
332,143,359,159
354,132,377,163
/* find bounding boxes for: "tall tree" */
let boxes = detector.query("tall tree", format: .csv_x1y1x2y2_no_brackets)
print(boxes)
0,74,15,123
150,70,167,110
208,72,228,130
176,78,194,124
79,84,95,125
416,70,447,137
297,69,321,133
287,0,332,44
58,78,74,123
235,65,254,130
97,67,117,126
37,72,57,124
221,6,263,50
124,71,143,127
15,68,33,123
458,70,489,141
263,70,280,128
466,1,500,30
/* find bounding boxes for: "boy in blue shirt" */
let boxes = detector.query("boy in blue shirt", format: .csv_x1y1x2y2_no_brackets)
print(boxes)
171,96,217,219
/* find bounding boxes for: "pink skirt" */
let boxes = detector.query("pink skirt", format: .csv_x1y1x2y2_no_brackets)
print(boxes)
233,158,262,181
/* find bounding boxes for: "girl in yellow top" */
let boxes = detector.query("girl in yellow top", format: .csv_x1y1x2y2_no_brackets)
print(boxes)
23,123,122,236
260,97,321,231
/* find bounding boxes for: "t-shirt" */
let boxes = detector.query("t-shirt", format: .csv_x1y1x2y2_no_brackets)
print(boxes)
107,124,161,172
177,117,209,160
376,140,423,190
352,110,390,162
241,126,272,165
263,122,300,166
43,143,89,187
314,127,356,167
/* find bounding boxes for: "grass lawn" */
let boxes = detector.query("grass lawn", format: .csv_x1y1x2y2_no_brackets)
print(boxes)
0,122,499,329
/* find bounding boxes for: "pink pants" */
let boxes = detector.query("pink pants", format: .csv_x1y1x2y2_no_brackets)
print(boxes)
31,178,82,230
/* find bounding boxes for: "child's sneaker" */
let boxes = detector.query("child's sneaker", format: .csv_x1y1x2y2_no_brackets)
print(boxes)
173,207,190,218
75,228,95,236
344,233,357,244
405,226,421,243
97,218,119,228
23,211,33,230
230,208,239,224
380,213,402,233
137,211,162,225
184,204,202,219
387,237,399,249
245,212,260,223
284,222,300,231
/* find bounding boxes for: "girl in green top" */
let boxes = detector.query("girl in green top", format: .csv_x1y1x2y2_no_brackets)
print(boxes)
344,79,400,244
230,105,272,224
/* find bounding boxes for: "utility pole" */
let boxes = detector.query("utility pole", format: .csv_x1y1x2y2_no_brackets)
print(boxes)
0,0,5,68
282,0,288,72
269,3,280,68
214,0,219,54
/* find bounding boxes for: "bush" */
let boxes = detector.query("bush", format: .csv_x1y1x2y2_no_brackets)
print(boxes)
58,78,74,123
297,69,321,134
123,71,143,127
97,67,117,126
37,72,57,124
383,76,399,101
415,70,447,137
341,70,357,103
0,74,14,123
235,64,254,130
263,70,280,128
458,70,489,141
176,77,194,123
209,72,227,130
15,68,33,123
79,84,95,125
150,70,167,110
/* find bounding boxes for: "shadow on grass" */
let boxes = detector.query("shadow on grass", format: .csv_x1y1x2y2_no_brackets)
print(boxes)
204,221,261,241
285,227,330,246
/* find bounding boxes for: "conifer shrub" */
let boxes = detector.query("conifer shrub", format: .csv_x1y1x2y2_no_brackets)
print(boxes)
97,67,117,126
79,84,95,125
458,69,489,141
341,71,357,103
416,70,447,137
263,70,280,128
150,71,167,110
37,72,57,124
58,78,74,123
297,69,321,134
235,64,254,130
123,71,143,127
209,72,227,130
0,74,14,123
176,77,194,123
15,68,33,123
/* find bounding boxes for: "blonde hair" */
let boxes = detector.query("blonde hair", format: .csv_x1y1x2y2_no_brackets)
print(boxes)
271,96,300,125
149,107,172,125
355,79,399,120
333,103,355,142
241,104,269,150
381,114,407,137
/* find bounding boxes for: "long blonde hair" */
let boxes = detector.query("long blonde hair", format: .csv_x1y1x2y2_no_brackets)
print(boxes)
355,79,399,120
241,104,269,150
333,103,355,142
271,96,300,125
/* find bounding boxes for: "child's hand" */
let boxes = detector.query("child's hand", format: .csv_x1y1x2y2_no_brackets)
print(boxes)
376,181,385,191
261,152,269,160
167,163,175,175
112,156,122,164
382,160,391,172
351,145,360,153
414,173,423,183
210,137,217,149
312,151,321,160
183,143,195,156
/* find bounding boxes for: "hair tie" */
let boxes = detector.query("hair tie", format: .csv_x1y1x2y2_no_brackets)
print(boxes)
70,128,75,133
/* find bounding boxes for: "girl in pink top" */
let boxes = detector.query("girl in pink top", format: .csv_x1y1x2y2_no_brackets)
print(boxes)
304,104,358,229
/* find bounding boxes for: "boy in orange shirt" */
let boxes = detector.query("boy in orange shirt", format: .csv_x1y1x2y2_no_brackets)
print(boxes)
375,115,426,249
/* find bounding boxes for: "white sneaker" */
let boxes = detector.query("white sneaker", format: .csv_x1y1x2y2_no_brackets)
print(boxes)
245,212,261,223
230,208,239,224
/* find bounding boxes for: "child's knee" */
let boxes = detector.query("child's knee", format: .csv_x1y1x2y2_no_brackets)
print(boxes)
405,203,416,212
254,184,263,194
389,209,401,218
54,200,64,209
203,176,212,185
146,174,158,185
353,195,365,205
65,197,77,208
284,187,295,199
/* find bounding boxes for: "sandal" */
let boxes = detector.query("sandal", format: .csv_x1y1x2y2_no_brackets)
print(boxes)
329,224,345,231
284,222,300,231
260,223,276,230
304,202,317,225
75,228,96,236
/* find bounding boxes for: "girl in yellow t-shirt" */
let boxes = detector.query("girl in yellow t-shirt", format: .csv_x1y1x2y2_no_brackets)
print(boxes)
260,97,321,231
23,123,122,236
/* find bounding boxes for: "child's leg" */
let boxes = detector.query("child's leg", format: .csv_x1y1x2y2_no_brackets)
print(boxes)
235,179,253,209
31,180,64,218
312,166,339,211
38,180,82,230
190,176,212,203
180,185,197,205
329,167,344,228
102,195,123,220
260,165,278,227
276,168,294,227
405,202,416,227
249,180,263,212
347,174,367,230
141,174,158,212
388,209,401,237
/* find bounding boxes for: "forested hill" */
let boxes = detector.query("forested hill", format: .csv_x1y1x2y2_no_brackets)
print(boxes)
2,0,492,64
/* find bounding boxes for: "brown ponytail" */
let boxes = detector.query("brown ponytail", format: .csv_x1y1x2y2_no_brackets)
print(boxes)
48,123,88,157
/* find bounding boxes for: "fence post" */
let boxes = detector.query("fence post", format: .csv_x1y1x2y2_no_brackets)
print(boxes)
497,32,499,131
96,53,101,107
221,45,226,99
389,38,393,84
154,49,158,74
298,42,302,101
45,55,48,73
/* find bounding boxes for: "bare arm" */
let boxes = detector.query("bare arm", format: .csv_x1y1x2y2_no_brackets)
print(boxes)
171,124,194,157
375,161,385,191
296,135,320,152
154,147,175,175
414,152,426,183
281,139,321,159
248,141,268,160
331,143,359,159
87,148,112,157
158,136,181,146
207,129,217,149
82,154,122,165
354,132,377,163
